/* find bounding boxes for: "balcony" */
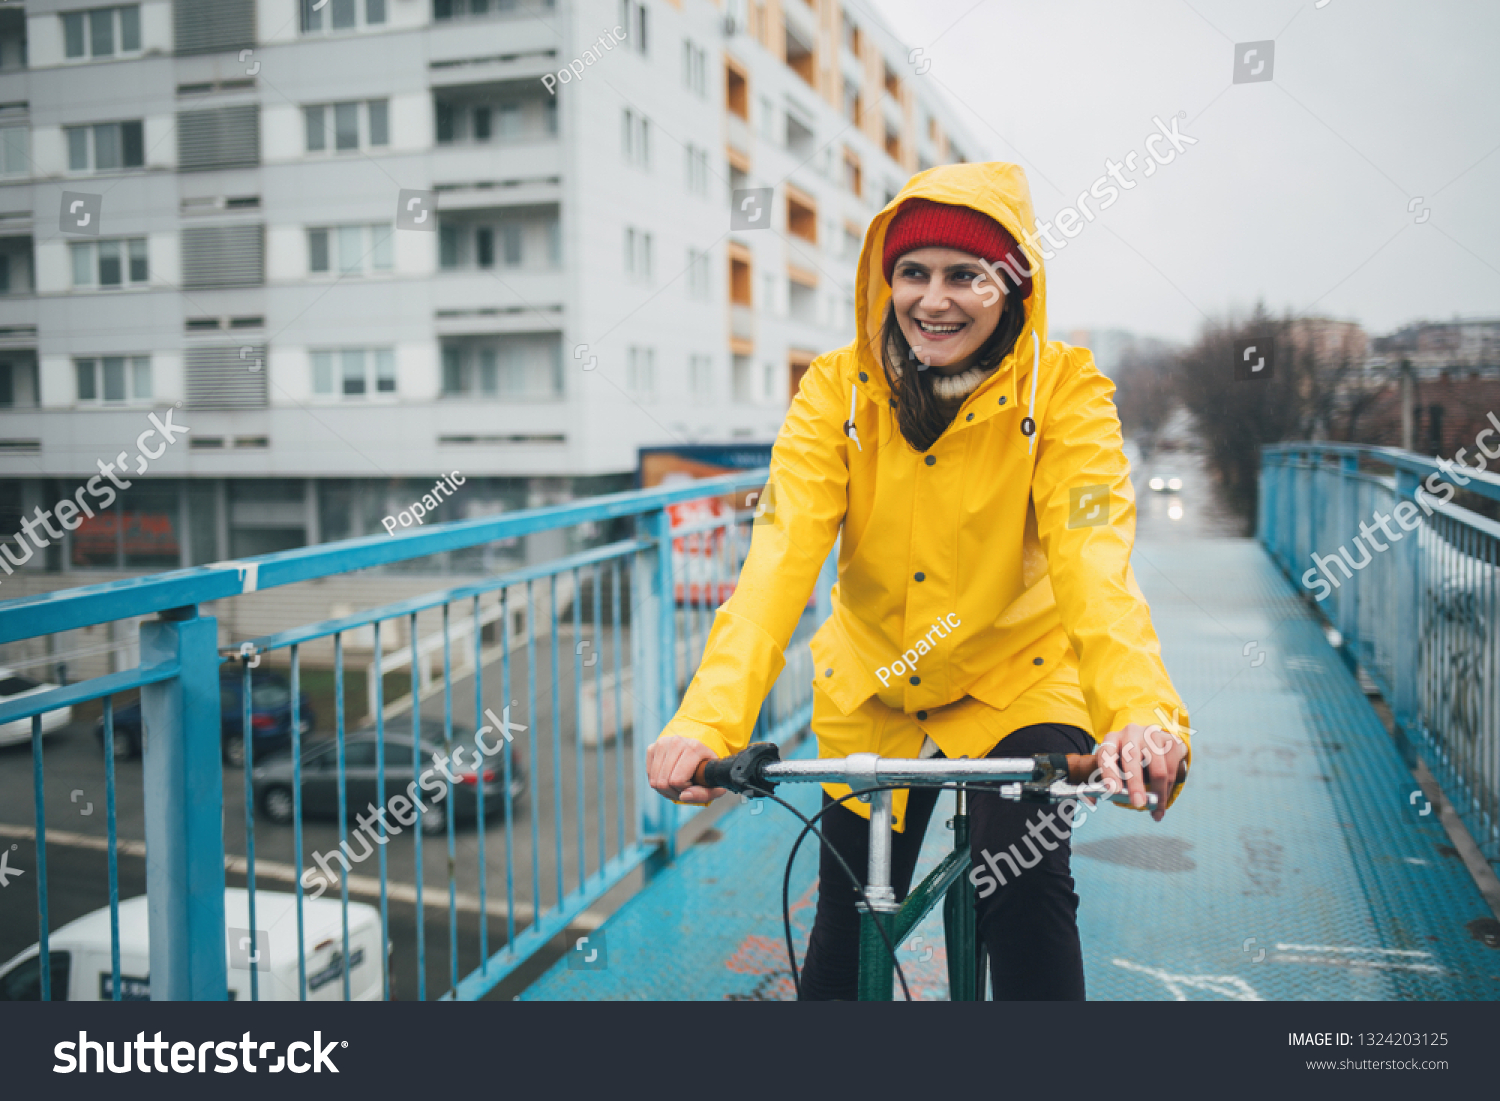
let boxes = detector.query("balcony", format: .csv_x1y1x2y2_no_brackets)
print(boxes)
429,141,562,192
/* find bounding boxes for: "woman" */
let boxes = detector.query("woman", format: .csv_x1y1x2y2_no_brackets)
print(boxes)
646,161,1191,1000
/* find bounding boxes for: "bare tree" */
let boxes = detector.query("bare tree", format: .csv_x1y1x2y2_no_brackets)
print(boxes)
1171,304,1320,533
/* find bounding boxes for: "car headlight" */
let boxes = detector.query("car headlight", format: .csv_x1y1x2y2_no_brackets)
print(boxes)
1148,477,1165,491
1167,477,1182,491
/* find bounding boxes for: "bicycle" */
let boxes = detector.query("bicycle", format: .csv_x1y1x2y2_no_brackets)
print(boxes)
693,742,1186,1001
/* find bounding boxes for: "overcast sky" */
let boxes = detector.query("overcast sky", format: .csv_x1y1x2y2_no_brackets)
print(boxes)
863,0,1500,345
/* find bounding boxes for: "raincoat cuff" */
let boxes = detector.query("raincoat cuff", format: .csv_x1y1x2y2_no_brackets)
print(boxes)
657,719,734,762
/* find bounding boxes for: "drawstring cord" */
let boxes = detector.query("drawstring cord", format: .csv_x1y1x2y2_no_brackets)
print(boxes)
844,381,863,451
1027,330,1040,454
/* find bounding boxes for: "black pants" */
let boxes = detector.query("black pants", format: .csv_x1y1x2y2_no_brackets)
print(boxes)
798,722,1092,1001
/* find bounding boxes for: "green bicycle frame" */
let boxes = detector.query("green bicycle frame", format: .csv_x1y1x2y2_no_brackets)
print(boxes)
856,788,982,1001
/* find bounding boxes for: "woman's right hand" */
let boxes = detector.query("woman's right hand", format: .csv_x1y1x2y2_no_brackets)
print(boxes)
646,735,726,805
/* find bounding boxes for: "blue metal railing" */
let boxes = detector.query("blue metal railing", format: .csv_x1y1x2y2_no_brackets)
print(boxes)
1261,443,1500,861
0,469,831,1000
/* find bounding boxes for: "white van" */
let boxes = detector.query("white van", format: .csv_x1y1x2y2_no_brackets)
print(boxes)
0,889,386,1001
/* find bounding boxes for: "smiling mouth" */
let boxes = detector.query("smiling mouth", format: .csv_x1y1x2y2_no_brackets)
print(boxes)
915,319,966,336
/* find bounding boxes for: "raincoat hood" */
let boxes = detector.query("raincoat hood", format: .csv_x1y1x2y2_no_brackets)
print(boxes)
854,162,1047,407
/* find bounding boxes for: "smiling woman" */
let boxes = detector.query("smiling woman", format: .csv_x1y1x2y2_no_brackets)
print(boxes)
878,200,1033,451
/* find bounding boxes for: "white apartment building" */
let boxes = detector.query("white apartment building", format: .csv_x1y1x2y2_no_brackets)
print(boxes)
0,0,981,587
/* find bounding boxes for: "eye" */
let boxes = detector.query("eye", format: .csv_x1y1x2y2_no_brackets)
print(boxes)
951,270,978,283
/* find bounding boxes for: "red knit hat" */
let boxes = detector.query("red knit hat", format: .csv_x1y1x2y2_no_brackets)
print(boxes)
881,198,1033,299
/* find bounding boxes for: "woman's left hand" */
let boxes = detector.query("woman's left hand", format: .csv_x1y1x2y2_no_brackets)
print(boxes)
1097,722,1187,822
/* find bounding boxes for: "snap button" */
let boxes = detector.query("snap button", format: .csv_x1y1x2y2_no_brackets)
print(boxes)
825,668,833,677
858,371,869,382
910,675,920,685
965,412,974,421
998,396,1007,405
914,571,924,582
1032,657,1044,666
917,710,928,721
924,455,936,466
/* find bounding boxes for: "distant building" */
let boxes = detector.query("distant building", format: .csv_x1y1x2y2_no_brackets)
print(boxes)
1365,317,1500,379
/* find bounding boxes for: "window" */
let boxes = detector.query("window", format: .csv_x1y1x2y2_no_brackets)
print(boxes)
685,247,710,299
307,224,393,275
0,951,71,1001
843,148,862,197
435,98,553,144
683,143,708,196
626,345,655,398
438,213,557,271
435,0,557,18
441,336,562,398
301,0,387,32
62,5,141,60
619,0,647,54
311,348,397,399
624,226,652,280
843,79,861,125
621,108,649,168
305,100,389,153
65,121,144,172
843,224,862,260
841,12,860,56
0,127,28,178
75,356,151,404
70,238,148,288
681,39,706,96
688,354,712,402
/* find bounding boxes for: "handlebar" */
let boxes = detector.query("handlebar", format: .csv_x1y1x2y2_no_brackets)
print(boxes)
693,743,1187,806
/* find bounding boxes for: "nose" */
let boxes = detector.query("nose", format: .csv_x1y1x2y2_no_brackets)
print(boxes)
917,274,952,315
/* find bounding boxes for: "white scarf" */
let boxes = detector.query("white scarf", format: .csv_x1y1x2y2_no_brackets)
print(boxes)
886,352,998,403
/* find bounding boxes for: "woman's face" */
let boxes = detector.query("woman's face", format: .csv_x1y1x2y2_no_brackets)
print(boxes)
890,247,1008,374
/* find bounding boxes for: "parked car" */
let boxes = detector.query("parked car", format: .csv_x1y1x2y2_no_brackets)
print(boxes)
0,668,72,748
252,718,527,834
95,667,315,767
0,889,385,1001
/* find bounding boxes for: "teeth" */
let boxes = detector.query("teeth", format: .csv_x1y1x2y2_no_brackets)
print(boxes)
918,321,962,333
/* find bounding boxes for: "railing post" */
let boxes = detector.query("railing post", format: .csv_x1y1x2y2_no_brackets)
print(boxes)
140,607,228,1001
1338,453,1360,649
634,507,676,870
1391,468,1423,761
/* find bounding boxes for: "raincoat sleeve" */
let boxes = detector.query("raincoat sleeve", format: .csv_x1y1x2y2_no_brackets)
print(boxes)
656,356,850,759
1029,347,1193,788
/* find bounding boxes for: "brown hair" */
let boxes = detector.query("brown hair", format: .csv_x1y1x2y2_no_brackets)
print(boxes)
879,288,1027,452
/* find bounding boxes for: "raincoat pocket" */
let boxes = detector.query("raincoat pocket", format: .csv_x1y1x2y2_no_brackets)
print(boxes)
808,615,881,716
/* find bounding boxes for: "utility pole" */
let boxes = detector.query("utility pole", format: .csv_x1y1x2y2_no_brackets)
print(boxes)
1399,357,1415,451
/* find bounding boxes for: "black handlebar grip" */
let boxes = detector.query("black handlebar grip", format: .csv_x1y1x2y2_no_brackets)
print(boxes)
698,757,736,791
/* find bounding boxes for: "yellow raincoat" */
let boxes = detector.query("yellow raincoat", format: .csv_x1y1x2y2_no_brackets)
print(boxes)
659,161,1190,829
